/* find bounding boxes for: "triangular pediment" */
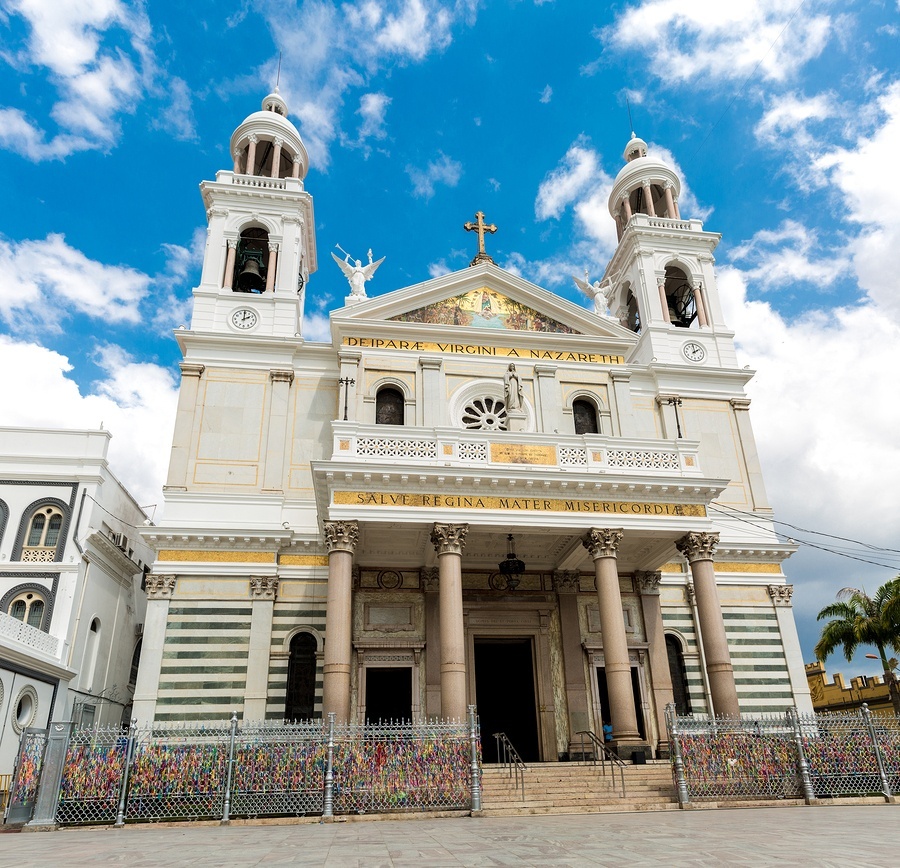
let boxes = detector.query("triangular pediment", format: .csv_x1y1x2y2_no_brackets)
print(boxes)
329,262,636,343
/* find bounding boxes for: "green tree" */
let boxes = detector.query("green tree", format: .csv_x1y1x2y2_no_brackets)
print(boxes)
815,578,900,717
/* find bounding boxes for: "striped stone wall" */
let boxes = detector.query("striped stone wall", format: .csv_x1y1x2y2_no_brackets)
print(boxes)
156,601,251,722
661,606,710,715
265,601,327,720
724,608,793,713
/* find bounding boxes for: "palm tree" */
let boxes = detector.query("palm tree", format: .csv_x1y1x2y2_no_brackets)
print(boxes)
815,578,900,717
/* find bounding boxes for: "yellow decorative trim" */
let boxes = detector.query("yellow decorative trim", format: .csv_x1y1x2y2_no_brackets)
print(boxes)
442,444,454,455
342,336,624,365
158,550,276,563
279,554,330,566
339,439,350,450
591,451,603,462
334,491,705,517
490,443,556,465
715,562,782,574
659,563,685,573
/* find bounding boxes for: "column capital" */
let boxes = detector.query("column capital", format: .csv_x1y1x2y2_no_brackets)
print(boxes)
269,368,294,384
248,133,258,143
268,241,279,252
418,356,443,370
250,576,279,599
730,398,752,411
227,238,239,249
768,584,794,606
533,364,558,378
324,520,359,554
552,570,581,594
146,574,176,599
610,369,632,383
431,522,468,555
179,362,205,379
273,136,284,147
656,393,681,407
675,531,719,563
420,566,440,592
635,570,662,595
582,528,624,559
292,154,302,164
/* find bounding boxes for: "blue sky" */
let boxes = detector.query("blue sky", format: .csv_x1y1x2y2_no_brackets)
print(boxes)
2,1,900,678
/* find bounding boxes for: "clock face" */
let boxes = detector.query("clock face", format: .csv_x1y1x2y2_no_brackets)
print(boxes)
682,341,706,362
231,308,258,330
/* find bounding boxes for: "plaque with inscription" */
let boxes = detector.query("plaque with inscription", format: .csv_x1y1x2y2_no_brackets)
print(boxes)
490,443,557,465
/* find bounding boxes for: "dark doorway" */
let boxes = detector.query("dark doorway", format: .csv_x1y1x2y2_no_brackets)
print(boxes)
285,632,317,720
596,667,647,740
365,667,412,723
474,638,540,763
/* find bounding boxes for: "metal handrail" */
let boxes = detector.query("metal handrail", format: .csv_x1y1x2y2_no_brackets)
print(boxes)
576,730,627,797
492,732,527,801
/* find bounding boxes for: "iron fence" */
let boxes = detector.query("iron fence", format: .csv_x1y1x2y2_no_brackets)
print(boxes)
5,728,47,824
667,703,899,805
25,709,479,826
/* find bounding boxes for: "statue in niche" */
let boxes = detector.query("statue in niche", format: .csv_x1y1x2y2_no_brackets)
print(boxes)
332,246,385,300
504,363,524,412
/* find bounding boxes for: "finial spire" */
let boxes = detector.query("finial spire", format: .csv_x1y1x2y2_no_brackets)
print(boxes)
463,211,498,266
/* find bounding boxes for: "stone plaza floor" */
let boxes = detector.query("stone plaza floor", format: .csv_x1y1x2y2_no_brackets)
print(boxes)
1,805,898,866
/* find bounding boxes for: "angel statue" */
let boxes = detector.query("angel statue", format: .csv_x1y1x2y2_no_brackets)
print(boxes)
332,246,385,301
572,270,613,317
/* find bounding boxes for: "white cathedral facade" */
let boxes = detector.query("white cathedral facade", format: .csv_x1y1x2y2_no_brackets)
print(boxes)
134,93,812,761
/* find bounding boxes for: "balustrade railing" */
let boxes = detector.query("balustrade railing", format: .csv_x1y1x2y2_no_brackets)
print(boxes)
0,610,59,656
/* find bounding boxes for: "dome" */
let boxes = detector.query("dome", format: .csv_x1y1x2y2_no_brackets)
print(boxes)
608,134,681,220
229,91,309,180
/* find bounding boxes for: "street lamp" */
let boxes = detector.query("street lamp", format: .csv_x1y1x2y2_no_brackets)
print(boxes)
497,534,525,592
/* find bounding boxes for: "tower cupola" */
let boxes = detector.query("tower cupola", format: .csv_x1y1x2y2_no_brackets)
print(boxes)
608,133,682,240
229,90,310,182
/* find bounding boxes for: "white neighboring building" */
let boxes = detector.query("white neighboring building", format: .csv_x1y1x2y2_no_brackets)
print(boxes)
0,428,152,776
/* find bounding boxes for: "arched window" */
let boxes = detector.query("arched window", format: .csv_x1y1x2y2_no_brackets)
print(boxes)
23,506,64,562
235,227,270,293
285,632,318,721
129,639,143,686
663,265,697,328
666,635,692,715
8,592,45,629
375,386,405,425
573,399,599,435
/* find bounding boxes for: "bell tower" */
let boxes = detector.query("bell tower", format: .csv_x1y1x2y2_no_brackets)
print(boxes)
601,134,738,369
191,91,318,338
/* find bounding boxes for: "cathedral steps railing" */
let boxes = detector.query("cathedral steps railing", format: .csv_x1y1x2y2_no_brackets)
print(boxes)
576,730,627,797
491,732,527,801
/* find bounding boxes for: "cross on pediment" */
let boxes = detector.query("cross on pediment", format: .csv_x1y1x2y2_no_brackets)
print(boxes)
464,210,497,266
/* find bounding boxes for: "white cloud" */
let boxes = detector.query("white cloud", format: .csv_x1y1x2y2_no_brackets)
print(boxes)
603,1,833,85
406,152,462,199
814,81,900,320
428,259,451,278
539,84,552,104
0,233,150,331
535,139,599,220
729,220,851,292
259,0,479,167
352,91,392,153
755,92,838,147
0,0,154,159
302,312,332,342
0,335,178,506
153,77,198,142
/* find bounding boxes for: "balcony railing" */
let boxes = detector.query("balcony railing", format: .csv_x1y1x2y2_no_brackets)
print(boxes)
330,423,704,478
0,609,59,657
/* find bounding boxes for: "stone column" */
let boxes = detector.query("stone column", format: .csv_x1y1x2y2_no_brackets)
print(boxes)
418,357,443,427
246,134,258,175
322,520,359,722
642,183,656,216
769,585,814,714
675,532,740,717
635,571,675,757
663,182,676,219
431,522,469,720
534,364,559,433
265,242,278,293
270,137,283,178
421,567,442,718
244,577,279,721
730,399,771,511
223,239,238,290
165,363,204,489
131,575,176,726
554,571,591,755
232,149,242,174
582,529,641,744
693,284,709,327
292,155,302,179
262,369,293,491
609,370,635,436
658,280,672,323
621,195,633,222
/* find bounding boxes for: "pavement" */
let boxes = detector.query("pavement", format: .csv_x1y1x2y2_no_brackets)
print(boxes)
1,805,899,866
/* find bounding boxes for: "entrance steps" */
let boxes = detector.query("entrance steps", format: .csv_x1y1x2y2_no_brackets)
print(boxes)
479,760,679,816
